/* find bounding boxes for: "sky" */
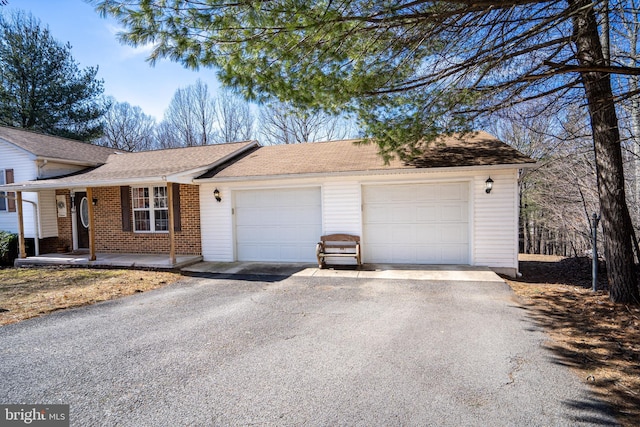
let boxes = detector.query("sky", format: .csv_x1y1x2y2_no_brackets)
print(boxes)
5,0,223,121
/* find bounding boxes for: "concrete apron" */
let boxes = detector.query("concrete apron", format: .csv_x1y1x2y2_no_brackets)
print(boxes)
182,261,505,282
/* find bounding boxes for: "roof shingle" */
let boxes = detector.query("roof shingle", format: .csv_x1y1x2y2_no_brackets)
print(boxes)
203,131,535,179
0,126,122,165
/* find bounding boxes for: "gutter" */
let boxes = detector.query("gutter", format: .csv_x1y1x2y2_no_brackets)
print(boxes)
194,161,538,184
0,141,262,191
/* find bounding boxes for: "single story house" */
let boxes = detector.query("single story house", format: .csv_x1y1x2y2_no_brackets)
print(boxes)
0,126,122,254
1,131,535,276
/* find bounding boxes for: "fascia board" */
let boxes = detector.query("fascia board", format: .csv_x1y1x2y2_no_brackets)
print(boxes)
194,162,538,183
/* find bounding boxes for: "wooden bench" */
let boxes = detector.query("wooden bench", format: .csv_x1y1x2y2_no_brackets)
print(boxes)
316,234,362,269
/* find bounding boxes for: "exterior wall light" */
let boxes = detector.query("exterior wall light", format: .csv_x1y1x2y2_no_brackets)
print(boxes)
214,188,221,202
92,198,98,206
485,177,494,194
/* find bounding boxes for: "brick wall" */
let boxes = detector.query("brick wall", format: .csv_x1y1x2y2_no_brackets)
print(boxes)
93,184,201,255
55,189,73,251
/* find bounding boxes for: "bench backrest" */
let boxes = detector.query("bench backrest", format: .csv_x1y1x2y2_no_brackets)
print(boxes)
320,234,360,244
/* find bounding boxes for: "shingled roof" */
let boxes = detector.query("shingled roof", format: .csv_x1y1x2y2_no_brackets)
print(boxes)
0,126,122,165
3,141,258,189
199,131,535,180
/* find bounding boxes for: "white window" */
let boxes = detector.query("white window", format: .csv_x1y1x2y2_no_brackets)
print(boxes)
0,170,6,212
132,186,169,232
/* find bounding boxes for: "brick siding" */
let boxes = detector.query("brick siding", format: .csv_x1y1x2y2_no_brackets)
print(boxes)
55,189,73,251
55,185,201,255
96,184,201,255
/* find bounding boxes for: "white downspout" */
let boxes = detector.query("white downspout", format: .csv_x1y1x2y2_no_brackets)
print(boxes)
20,198,40,256
0,194,40,256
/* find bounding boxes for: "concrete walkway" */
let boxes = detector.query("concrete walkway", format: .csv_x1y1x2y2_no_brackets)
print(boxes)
14,252,202,270
183,261,505,282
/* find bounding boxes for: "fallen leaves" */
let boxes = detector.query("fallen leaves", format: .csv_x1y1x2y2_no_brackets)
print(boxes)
0,267,181,326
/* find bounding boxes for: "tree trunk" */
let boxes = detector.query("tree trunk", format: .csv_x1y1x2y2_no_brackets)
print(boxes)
569,0,640,304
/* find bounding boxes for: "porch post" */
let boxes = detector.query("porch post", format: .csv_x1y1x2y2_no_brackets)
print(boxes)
16,191,26,259
86,187,96,261
167,182,176,265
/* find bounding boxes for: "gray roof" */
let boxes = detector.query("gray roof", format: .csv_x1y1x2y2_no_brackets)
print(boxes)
0,126,122,165
201,131,536,180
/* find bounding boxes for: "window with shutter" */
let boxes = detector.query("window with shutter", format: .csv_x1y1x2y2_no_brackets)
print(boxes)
131,185,169,233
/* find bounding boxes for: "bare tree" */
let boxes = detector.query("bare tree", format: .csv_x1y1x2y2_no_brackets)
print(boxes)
213,89,254,143
259,101,357,145
157,79,215,147
491,102,605,258
98,98,155,151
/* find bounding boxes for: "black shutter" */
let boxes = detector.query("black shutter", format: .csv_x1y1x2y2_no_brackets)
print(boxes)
172,183,181,232
120,186,132,231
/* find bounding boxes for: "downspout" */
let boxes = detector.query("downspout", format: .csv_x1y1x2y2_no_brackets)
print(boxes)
21,198,40,256
0,194,40,255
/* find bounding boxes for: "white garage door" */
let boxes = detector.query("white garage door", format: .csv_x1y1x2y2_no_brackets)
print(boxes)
235,188,321,262
363,182,469,264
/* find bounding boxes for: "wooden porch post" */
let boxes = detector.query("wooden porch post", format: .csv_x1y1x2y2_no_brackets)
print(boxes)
16,191,26,259
86,187,96,261
167,182,176,265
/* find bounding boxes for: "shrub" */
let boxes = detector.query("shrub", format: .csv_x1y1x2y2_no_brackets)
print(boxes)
0,231,18,266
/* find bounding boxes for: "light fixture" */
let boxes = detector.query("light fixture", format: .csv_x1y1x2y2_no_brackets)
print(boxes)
92,198,98,206
214,188,221,202
485,177,494,194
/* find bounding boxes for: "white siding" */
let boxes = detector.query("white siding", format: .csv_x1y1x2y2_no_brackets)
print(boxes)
39,161,87,179
38,190,59,238
199,168,521,272
0,142,38,236
473,170,519,271
200,184,235,261
322,182,361,236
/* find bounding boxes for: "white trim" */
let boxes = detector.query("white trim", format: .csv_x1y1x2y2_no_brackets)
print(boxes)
131,185,170,233
195,163,537,184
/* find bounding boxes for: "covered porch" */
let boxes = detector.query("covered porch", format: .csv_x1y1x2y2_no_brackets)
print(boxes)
14,251,202,270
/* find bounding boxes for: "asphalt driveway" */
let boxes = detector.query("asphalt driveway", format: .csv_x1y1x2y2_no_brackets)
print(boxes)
0,275,616,426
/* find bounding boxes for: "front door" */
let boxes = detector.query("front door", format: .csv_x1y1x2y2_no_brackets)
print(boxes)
75,192,90,249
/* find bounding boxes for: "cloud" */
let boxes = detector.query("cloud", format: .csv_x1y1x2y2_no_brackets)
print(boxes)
105,23,155,59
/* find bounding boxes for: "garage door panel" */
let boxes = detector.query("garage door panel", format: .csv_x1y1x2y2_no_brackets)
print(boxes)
391,225,416,244
363,182,469,264
392,206,416,223
441,203,467,222
440,245,468,263
415,185,439,200
414,225,440,243
364,205,390,223
440,224,468,243
235,188,321,262
416,205,439,222
392,246,417,263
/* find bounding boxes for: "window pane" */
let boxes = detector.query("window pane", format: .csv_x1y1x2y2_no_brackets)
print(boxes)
132,187,149,209
154,186,167,209
0,191,6,211
0,172,5,185
154,209,168,231
134,211,150,231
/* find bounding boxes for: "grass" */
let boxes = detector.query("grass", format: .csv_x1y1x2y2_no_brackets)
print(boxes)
505,255,640,427
0,267,182,326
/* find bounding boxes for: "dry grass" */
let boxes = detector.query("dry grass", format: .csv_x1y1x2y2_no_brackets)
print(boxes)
0,267,182,326
506,256,640,427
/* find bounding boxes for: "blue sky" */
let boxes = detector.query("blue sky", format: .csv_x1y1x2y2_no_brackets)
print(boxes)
6,0,222,120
